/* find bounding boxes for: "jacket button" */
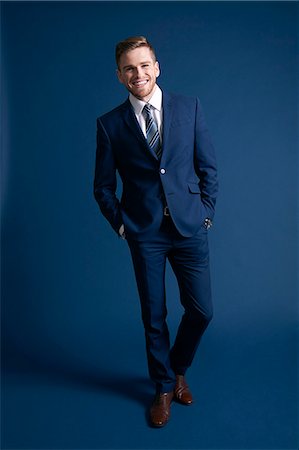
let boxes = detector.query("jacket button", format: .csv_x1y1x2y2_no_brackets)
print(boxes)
160,168,166,174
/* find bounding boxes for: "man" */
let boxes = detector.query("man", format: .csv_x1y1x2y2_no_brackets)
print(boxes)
94,36,218,427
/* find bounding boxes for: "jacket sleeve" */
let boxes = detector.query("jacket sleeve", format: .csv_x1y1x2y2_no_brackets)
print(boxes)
93,118,123,234
194,98,218,220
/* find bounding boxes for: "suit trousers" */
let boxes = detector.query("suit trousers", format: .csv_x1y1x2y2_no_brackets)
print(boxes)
127,216,213,393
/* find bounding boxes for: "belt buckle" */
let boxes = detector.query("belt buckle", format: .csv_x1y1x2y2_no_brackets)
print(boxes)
164,206,170,217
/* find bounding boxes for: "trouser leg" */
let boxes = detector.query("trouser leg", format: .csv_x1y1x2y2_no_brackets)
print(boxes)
168,228,213,375
127,238,176,393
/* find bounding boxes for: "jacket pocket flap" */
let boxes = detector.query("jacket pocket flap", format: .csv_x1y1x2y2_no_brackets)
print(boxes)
188,182,201,194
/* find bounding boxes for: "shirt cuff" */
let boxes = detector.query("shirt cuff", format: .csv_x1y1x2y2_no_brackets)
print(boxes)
119,224,125,239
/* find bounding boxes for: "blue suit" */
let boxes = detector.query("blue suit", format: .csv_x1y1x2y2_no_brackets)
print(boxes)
94,90,218,392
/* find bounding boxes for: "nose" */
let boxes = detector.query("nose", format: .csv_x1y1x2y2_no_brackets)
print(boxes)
135,66,144,78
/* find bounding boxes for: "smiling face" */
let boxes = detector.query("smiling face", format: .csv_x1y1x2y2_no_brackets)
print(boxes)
117,46,160,102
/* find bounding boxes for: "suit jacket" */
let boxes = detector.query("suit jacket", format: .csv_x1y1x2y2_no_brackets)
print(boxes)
94,90,218,239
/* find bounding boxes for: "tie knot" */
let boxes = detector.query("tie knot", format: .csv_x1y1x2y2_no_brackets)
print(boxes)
143,103,152,116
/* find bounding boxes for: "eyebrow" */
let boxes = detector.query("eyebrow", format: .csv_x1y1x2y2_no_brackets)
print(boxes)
122,61,152,70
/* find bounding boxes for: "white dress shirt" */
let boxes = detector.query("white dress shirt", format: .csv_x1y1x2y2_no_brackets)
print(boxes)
119,84,163,238
129,84,163,139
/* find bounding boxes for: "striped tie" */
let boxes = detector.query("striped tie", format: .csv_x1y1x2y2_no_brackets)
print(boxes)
143,104,162,159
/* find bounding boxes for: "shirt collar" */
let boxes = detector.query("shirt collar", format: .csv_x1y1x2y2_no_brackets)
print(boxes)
129,84,162,115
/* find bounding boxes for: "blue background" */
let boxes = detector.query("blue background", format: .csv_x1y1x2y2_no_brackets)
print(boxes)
1,1,298,449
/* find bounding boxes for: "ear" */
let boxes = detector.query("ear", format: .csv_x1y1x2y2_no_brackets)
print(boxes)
155,61,160,78
116,69,124,84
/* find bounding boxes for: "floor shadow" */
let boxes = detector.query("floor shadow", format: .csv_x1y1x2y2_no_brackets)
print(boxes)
4,355,153,407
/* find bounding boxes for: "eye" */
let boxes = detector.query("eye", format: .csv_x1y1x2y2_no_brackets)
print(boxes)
142,64,150,68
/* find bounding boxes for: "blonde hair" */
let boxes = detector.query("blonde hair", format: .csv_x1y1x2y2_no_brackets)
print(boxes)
115,36,156,68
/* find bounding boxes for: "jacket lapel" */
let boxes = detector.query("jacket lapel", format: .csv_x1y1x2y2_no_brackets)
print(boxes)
121,91,175,163
160,91,174,165
122,99,158,161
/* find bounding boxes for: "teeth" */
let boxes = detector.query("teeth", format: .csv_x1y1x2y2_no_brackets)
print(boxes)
134,80,148,86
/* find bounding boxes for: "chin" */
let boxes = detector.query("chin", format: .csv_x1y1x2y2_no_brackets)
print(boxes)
137,88,153,99
133,91,148,100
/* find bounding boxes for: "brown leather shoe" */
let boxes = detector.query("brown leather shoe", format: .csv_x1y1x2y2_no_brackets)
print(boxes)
174,375,193,405
150,392,173,427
